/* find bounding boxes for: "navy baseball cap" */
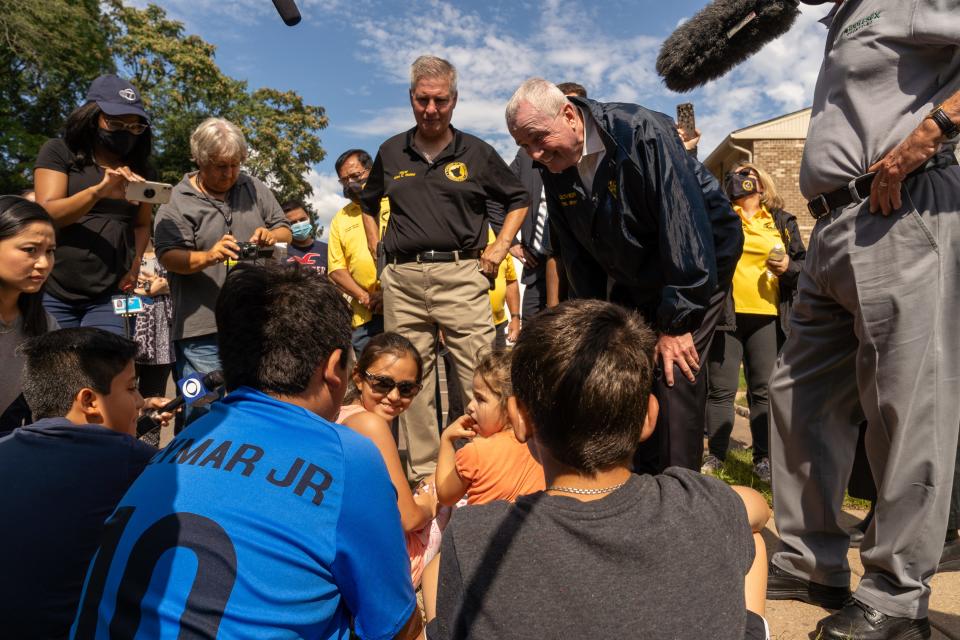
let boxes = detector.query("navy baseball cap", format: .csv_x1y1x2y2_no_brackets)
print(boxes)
85,74,150,122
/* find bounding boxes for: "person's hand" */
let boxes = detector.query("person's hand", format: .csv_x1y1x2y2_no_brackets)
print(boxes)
205,234,240,265
509,244,539,269
766,254,789,276
479,242,508,279
676,126,702,151
148,276,169,296
443,415,477,442
118,265,141,294
655,332,699,386
142,397,176,429
414,475,439,518
249,227,277,246
367,290,383,313
507,316,521,343
95,166,144,201
868,118,942,216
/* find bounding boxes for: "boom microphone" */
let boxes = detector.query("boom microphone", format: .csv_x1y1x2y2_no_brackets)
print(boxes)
657,0,801,93
272,0,302,26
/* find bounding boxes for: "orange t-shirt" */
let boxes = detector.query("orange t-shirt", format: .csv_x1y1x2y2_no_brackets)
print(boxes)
455,429,546,505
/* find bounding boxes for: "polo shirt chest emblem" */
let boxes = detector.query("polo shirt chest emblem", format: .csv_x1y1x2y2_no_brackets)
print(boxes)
444,161,468,182
608,180,618,198
559,191,578,207
842,10,881,38
393,170,417,180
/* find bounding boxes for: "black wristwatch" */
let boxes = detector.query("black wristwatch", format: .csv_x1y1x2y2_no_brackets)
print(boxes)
928,104,960,139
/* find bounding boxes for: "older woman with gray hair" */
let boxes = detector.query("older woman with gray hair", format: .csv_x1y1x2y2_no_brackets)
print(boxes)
154,117,290,388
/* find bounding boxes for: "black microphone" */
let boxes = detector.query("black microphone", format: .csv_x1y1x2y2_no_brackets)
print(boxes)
656,0,801,93
272,0,302,26
136,370,225,439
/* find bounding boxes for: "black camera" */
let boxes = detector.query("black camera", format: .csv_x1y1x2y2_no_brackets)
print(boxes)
235,242,275,261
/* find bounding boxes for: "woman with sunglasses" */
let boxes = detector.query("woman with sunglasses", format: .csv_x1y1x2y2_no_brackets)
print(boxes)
702,163,806,483
33,75,154,334
337,332,439,588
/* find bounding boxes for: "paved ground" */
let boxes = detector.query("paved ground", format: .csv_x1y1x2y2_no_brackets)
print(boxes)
727,413,960,639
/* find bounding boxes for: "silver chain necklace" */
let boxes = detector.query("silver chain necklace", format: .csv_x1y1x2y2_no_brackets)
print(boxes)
547,481,627,496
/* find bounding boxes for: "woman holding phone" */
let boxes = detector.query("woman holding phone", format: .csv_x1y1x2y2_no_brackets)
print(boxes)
33,74,154,334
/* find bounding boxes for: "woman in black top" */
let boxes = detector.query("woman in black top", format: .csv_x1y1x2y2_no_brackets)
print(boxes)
33,74,154,335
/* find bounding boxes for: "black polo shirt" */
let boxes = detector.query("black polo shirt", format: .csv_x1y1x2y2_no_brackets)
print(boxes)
360,126,528,255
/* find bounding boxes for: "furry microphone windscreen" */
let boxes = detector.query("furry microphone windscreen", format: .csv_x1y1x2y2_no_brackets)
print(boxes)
657,0,801,93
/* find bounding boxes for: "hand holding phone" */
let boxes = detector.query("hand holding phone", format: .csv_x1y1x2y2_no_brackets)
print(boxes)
125,180,173,205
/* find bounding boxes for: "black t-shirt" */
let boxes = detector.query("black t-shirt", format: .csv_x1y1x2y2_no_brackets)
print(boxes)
35,138,153,302
427,469,754,640
0,417,156,638
360,127,529,254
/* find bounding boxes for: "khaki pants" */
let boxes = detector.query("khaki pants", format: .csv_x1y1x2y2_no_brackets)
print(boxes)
381,260,494,482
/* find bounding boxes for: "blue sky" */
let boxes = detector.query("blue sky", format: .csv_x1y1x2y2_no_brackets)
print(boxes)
138,0,833,231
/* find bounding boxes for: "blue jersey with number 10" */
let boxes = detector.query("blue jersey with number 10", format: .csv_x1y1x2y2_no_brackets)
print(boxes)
71,387,415,640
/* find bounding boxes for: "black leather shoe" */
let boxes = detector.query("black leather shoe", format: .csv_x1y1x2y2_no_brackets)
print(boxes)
765,564,850,609
940,531,960,572
816,599,931,640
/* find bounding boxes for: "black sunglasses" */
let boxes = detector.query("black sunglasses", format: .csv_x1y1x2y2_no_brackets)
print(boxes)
362,371,422,398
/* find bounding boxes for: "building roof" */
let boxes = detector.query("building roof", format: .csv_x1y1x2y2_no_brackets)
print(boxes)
703,107,812,175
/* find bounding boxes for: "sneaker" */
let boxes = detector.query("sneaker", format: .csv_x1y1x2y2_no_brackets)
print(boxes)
753,457,772,483
700,454,723,475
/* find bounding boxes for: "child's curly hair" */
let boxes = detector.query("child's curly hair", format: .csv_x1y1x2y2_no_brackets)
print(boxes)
473,348,513,413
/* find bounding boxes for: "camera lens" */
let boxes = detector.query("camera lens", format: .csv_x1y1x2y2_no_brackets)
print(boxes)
144,188,156,198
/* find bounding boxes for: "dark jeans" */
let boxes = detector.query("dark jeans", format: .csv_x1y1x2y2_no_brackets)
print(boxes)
43,292,127,336
706,313,779,464
521,275,546,320
351,314,384,358
493,320,507,350
633,286,729,474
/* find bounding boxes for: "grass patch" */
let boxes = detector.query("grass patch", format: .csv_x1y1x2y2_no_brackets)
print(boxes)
710,447,872,512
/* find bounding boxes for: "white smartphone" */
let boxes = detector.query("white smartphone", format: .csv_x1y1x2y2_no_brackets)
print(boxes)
125,180,173,204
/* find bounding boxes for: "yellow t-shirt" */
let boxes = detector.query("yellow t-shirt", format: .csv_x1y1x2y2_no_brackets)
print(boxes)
731,205,781,316
487,228,518,325
327,199,389,328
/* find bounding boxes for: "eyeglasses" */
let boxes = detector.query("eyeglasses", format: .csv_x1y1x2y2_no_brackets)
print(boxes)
102,117,149,135
337,170,368,186
362,371,422,398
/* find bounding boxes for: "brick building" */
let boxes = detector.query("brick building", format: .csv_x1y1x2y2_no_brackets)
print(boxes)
704,107,814,241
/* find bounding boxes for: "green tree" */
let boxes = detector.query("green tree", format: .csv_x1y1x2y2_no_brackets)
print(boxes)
0,0,112,193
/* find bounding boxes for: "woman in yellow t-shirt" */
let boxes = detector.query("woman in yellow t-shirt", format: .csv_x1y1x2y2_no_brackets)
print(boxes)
703,163,806,483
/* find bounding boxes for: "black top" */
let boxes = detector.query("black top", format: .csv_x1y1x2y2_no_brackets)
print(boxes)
541,98,743,335
427,469,754,640
360,126,529,254
0,417,156,638
35,138,153,302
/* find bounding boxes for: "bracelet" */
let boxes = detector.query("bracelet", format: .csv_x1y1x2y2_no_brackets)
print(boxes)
928,105,960,139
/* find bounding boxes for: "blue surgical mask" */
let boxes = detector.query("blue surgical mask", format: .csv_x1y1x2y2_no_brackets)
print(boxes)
291,220,313,241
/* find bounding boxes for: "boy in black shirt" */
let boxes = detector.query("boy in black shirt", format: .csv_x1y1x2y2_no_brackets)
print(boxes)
426,299,770,640
0,328,156,638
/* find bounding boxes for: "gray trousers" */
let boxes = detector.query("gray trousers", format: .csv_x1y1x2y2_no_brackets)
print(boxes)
770,166,960,619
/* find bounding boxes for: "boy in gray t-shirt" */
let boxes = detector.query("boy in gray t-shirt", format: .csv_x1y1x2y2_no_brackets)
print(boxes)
424,300,770,640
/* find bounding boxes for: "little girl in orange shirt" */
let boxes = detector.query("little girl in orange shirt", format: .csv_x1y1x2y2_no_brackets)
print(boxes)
435,349,545,506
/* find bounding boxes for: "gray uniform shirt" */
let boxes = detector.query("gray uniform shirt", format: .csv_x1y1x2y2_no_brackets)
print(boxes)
154,172,288,341
800,0,960,199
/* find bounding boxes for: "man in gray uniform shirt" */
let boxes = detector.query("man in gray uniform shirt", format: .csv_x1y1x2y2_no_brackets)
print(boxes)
766,1,960,639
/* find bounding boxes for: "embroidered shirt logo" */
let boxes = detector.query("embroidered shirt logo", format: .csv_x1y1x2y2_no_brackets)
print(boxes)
608,180,618,198
842,11,881,38
444,162,468,182
393,170,417,180
118,88,137,101
559,191,578,207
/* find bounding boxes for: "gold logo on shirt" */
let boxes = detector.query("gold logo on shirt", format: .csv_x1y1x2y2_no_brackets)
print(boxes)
394,170,416,180
608,180,618,198
444,162,468,182
559,191,578,207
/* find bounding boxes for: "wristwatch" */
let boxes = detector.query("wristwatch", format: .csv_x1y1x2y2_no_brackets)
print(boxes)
927,104,960,139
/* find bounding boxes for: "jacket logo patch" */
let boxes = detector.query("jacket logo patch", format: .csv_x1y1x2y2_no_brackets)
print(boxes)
444,162,468,182
559,191,578,207
608,180,618,198
842,11,880,38
393,170,416,180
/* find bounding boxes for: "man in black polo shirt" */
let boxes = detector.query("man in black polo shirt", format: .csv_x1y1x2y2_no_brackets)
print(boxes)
360,55,528,483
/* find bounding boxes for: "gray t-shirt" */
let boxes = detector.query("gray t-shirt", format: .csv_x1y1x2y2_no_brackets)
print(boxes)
427,469,754,640
0,313,59,423
800,0,960,199
153,172,288,341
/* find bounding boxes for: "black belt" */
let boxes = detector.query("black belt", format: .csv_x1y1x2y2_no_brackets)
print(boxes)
807,152,958,219
385,249,482,264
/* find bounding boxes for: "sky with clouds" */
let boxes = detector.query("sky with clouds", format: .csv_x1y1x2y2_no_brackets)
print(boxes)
134,0,833,231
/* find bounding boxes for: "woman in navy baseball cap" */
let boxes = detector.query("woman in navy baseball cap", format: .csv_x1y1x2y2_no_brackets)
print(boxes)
32,74,155,335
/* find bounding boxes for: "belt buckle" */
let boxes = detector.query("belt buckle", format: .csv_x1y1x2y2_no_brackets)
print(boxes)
808,194,828,219
847,176,865,206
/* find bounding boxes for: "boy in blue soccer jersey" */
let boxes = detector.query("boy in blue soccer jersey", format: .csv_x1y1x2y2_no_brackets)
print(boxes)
72,264,422,640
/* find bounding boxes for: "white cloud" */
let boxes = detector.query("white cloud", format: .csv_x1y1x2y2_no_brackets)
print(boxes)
306,170,349,236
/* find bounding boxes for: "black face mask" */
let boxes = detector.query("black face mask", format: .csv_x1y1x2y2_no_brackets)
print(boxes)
342,180,364,202
98,128,138,157
724,170,759,201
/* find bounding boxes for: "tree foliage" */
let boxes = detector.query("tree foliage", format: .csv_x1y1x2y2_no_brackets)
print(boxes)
0,0,326,205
